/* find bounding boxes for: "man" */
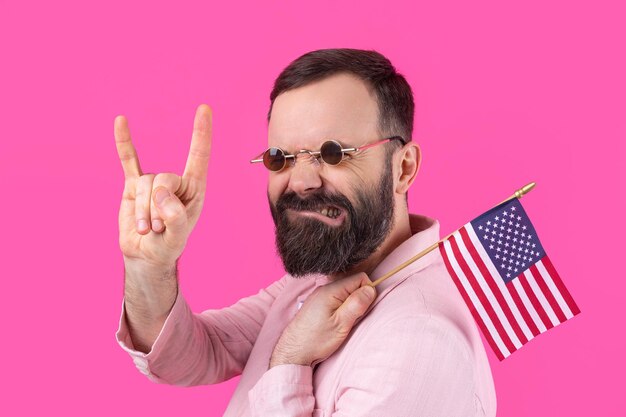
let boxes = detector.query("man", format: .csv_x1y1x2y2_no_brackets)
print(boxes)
114,48,497,416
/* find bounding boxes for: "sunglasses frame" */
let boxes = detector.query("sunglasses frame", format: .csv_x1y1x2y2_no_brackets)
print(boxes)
250,136,406,172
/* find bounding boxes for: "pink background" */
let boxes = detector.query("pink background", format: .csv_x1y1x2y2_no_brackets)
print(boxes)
1,0,624,415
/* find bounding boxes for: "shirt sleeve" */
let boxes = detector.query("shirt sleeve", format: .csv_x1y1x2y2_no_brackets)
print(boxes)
115,276,287,386
332,314,483,417
248,365,315,417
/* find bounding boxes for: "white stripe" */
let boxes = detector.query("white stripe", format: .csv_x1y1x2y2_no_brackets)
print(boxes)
465,225,534,342
536,260,573,320
443,237,511,358
523,270,560,326
456,228,522,349
512,279,547,333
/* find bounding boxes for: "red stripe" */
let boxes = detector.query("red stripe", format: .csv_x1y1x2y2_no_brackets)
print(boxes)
448,234,517,355
540,256,581,315
439,242,506,361
458,227,528,344
505,280,540,337
518,272,554,331
530,263,567,323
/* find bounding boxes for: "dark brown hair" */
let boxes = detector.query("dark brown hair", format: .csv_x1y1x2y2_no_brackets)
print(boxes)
267,48,415,156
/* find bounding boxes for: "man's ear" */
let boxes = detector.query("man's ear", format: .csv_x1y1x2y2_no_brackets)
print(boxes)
395,142,421,194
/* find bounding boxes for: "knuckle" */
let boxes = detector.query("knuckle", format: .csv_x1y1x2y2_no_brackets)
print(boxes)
154,172,178,186
136,174,155,195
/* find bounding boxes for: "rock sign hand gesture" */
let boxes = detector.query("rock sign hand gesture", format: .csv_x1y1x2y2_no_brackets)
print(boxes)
114,105,212,269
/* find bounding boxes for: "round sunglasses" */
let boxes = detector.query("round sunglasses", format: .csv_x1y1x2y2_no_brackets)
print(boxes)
250,136,405,172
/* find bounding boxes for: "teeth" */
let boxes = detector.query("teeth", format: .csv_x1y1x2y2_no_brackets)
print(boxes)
317,207,340,219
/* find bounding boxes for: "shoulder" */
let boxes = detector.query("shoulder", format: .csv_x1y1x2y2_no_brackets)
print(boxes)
370,257,477,338
330,303,482,416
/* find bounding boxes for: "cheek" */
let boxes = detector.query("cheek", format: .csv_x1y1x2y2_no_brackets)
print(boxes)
325,167,368,193
268,173,289,202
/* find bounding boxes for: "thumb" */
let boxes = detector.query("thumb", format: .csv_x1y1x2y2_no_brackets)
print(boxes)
153,187,188,236
336,284,377,327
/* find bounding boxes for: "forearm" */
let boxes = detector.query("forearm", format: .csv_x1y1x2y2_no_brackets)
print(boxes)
123,259,178,353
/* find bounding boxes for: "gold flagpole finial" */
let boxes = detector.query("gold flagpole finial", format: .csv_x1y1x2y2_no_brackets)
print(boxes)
515,182,536,199
497,181,536,206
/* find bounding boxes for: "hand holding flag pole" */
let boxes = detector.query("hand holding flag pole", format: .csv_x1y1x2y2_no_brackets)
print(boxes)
370,181,580,360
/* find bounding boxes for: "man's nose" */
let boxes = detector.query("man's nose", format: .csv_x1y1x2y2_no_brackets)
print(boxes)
287,153,323,196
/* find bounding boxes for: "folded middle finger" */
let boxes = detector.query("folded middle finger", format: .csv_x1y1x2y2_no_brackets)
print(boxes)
150,173,182,233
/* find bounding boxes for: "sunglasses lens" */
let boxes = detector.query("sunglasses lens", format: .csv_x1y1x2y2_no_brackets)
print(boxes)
263,148,286,171
320,141,344,165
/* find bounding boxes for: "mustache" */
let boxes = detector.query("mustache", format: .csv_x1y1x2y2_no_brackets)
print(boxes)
275,190,353,213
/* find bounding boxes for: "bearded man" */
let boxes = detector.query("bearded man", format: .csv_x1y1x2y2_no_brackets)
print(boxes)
114,48,497,417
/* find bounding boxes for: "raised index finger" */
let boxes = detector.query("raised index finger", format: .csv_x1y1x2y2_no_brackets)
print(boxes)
114,115,143,179
183,104,212,182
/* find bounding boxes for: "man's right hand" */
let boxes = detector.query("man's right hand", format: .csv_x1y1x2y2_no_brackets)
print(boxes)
114,104,213,352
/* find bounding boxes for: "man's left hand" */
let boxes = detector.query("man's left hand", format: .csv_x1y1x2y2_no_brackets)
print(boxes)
270,272,377,368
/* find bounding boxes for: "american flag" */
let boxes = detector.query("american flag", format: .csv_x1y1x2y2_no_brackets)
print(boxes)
438,197,580,360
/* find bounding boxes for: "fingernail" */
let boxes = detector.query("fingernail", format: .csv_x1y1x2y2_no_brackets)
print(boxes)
152,219,164,231
137,219,148,232
155,188,169,204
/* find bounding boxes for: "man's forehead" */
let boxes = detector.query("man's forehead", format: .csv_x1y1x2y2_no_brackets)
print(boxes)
267,73,379,150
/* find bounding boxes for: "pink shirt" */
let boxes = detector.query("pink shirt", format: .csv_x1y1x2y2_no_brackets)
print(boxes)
116,214,497,416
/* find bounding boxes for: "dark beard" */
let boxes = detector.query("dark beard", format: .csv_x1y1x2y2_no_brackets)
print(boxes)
269,169,395,277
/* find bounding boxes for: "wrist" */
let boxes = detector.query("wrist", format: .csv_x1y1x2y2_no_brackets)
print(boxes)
123,258,178,318
123,257,178,278
270,342,313,368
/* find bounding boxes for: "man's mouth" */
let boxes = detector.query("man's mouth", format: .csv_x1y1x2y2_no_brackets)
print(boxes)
315,206,342,219
286,206,347,226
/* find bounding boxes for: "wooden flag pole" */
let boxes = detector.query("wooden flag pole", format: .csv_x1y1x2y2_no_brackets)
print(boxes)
369,182,537,288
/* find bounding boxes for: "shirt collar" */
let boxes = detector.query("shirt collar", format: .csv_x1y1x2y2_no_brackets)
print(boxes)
368,213,441,295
